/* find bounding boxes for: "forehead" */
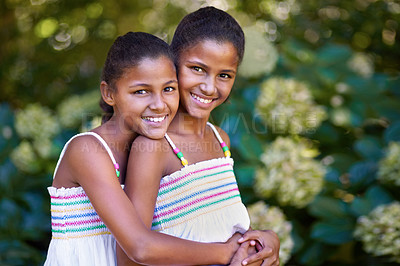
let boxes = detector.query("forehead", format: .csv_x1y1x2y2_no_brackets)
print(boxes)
179,40,239,69
184,39,239,62
120,55,176,81
125,55,174,73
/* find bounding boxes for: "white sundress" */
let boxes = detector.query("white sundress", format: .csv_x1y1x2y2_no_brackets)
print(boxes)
44,132,119,266
152,122,250,243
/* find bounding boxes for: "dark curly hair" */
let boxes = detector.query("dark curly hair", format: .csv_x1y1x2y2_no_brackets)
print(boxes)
100,32,174,123
170,6,245,66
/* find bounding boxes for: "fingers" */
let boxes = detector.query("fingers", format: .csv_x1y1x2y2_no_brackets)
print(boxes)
231,232,244,241
239,229,280,266
242,244,274,265
261,256,279,266
241,249,266,265
238,230,262,244
255,241,263,252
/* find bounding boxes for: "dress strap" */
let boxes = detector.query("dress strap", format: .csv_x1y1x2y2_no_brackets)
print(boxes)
164,123,231,168
53,132,120,179
206,122,231,158
164,133,189,167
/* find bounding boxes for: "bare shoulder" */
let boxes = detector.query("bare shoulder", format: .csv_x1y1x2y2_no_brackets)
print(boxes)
66,134,107,159
130,135,170,157
54,134,113,187
213,125,231,148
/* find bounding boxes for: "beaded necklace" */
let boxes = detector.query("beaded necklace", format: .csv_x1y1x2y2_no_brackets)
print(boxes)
164,122,231,167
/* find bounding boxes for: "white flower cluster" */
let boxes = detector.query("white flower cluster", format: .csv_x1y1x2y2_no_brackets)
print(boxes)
239,26,278,78
254,136,325,208
256,78,326,134
347,52,374,78
247,201,294,264
354,202,400,263
57,90,100,128
15,103,60,140
377,142,400,186
258,0,300,22
13,103,60,172
10,141,40,173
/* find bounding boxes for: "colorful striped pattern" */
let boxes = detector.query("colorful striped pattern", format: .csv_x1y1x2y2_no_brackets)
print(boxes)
49,187,111,239
152,157,243,231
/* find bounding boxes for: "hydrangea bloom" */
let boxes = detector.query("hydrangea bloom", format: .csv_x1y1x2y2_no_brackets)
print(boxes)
32,138,54,159
258,0,300,22
254,136,325,208
15,103,60,140
347,52,374,78
247,201,294,264
11,141,40,173
239,26,278,78
256,78,326,134
57,90,100,128
377,142,400,186
354,202,400,263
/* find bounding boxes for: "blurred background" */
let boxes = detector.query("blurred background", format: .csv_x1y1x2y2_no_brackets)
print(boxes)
1,0,400,265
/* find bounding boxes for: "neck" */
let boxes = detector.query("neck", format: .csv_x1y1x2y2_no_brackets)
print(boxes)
94,117,138,154
168,107,210,137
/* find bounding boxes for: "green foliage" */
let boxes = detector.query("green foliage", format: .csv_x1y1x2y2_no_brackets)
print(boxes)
1,0,400,264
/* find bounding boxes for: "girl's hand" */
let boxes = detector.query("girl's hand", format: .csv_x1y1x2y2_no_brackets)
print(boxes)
238,230,280,266
229,241,260,266
224,232,242,263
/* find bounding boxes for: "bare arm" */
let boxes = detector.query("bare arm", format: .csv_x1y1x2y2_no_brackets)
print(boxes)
215,128,281,265
66,136,238,265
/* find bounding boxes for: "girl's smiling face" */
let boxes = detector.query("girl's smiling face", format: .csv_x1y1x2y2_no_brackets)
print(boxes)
109,55,179,139
176,40,239,119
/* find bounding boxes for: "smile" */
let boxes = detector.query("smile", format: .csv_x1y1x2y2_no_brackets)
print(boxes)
190,93,213,104
142,115,167,123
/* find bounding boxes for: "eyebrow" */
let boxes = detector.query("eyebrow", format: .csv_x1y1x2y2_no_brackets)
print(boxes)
187,60,236,74
128,79,178,88
164,79,178,85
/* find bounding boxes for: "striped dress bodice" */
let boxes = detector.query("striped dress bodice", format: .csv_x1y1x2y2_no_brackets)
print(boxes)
48,186,111,240
152,124,250,243
44,132,118,266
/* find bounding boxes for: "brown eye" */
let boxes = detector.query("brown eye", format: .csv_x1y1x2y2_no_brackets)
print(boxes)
164,86,176,92
219,73,231,79
134,89,147,95
192,66,204,72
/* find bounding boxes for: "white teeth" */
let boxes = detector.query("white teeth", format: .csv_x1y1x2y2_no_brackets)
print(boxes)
142,116,166,122
191,93,212,104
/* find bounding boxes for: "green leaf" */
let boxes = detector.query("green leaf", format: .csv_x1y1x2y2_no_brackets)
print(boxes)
353,136,383,161
314,122,340,145
238,134,263,161
348,161,377,190
324,168,342,186
375,98,400,122
329,153,358,174
298,242,333,265
365,185,394,209
235,166,255,188
308,196,349,219
384,121,400,143
349,197,372,217
0,159,18,195
310,219,355,244
317,44,352,66
350,185,393,217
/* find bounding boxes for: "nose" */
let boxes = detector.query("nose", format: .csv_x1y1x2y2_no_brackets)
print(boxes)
149,94,166,111
199,77,217,96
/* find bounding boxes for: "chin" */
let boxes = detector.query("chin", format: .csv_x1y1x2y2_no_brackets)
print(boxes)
142,129,167,140
187,107,212,119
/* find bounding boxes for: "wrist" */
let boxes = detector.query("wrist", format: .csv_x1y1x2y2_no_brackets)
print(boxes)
224,241,237,265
